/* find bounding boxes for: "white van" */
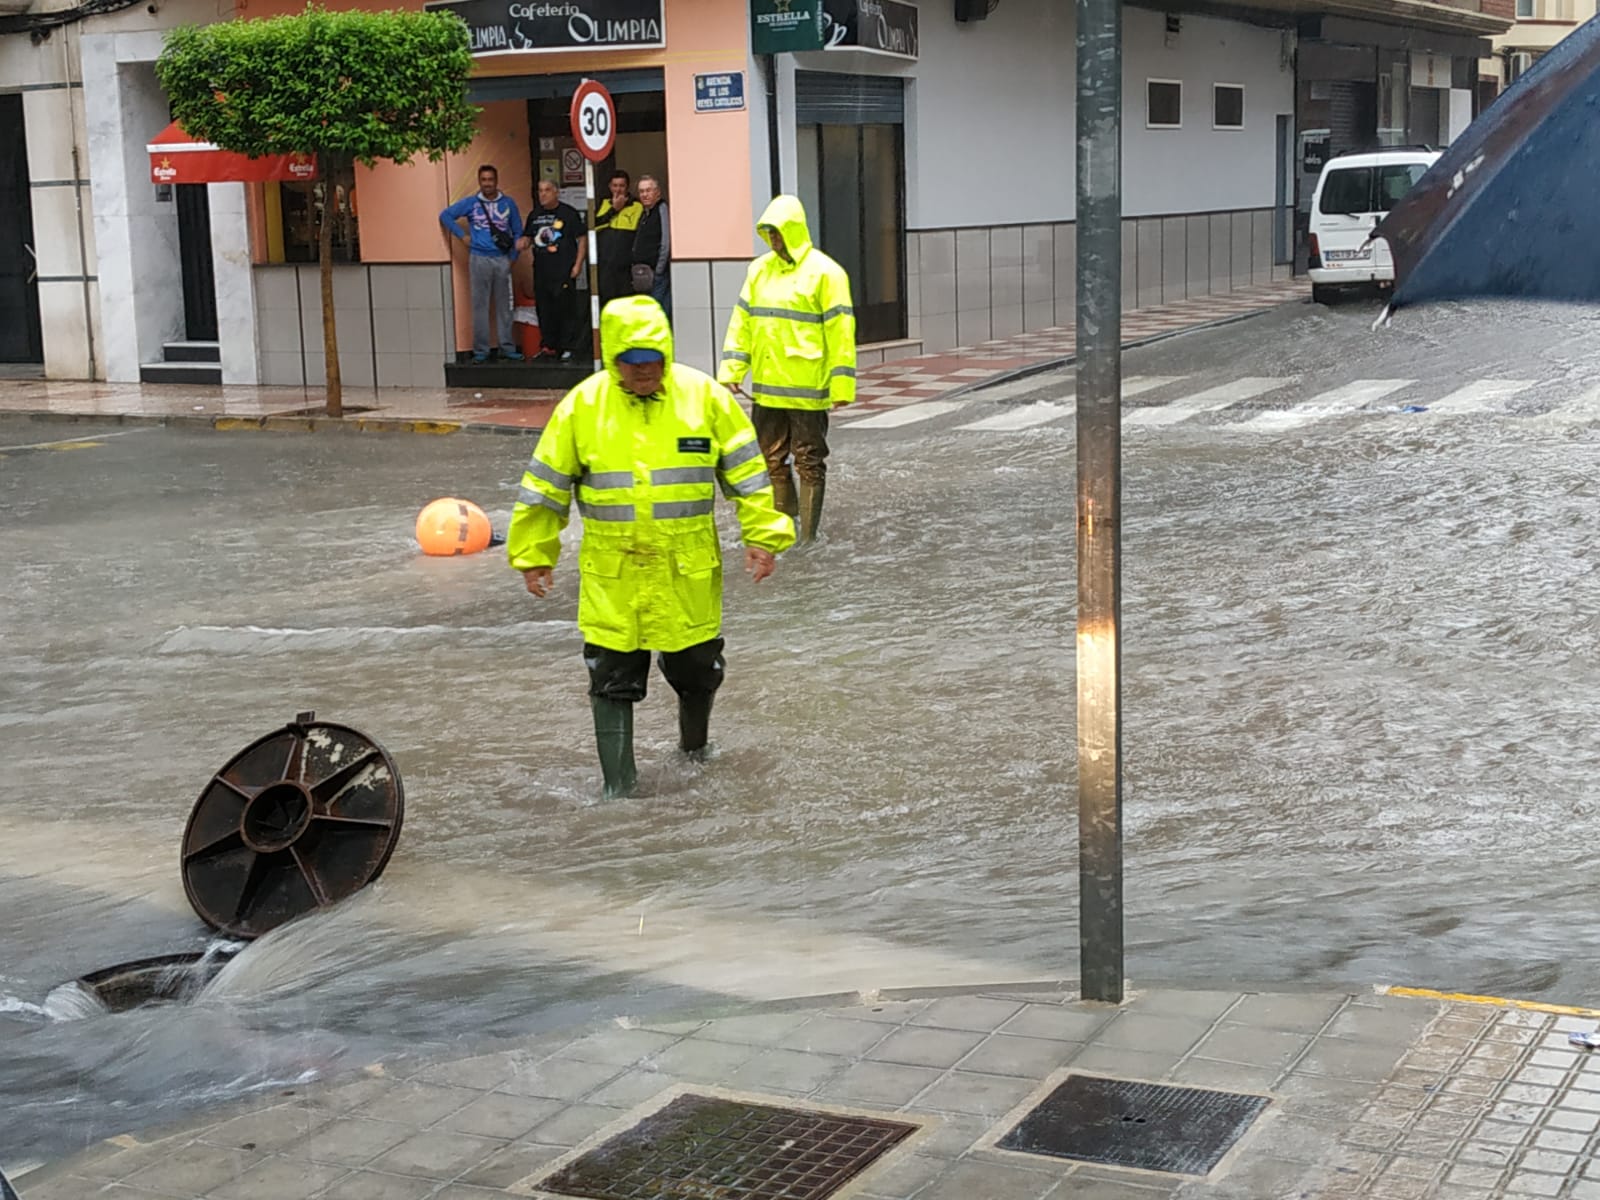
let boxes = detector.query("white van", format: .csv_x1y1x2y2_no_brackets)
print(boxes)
1308,148,1440,303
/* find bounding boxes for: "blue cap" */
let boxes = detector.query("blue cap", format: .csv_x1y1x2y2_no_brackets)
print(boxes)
616,348,665,365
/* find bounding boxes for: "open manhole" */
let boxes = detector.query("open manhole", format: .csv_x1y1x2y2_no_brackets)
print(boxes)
998,1074,1269,1176
48,713,402,1018
536,1092,918,1200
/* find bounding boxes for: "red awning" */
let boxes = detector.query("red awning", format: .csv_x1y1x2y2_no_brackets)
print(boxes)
147,121,318,185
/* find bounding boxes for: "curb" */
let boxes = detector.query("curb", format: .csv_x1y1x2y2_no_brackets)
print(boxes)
1381,985,1600,1020
948,294,1308,403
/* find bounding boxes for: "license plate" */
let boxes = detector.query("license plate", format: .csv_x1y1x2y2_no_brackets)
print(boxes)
1323,249,1370,262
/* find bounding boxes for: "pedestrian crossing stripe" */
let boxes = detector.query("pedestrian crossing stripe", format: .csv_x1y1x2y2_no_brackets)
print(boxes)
838,375,1582,435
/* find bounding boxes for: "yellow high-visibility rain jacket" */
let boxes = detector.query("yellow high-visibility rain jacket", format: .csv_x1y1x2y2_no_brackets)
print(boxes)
507,296,796,653
718,196,857,410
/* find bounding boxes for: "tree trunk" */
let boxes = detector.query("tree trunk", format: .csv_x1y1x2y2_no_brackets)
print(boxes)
319,158,343,418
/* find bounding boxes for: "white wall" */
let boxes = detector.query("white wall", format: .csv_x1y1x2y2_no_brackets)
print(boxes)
1121,7,1294,217
866,0,1293,230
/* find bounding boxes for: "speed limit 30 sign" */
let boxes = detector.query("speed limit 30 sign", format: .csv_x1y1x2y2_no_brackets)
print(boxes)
570,80,617,163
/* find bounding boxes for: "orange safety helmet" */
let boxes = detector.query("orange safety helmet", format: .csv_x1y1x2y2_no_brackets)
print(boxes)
416,498,493,556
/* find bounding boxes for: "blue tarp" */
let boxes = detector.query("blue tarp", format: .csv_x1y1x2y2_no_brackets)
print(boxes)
1379,14,1600,309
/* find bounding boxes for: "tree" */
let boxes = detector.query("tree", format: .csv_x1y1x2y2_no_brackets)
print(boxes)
158,5,477,417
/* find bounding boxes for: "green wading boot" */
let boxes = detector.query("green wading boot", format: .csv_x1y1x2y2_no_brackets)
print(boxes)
678,692,714,762
797,479,826,544
591,696,638,799
770,472,799,525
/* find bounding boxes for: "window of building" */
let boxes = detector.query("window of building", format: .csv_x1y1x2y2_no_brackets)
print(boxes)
1146,80,1182,129
1515,0,1535,18
1213,84,1245,129
273,159,360,263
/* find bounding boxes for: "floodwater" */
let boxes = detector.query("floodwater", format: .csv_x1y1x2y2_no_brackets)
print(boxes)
5,299,1600,1166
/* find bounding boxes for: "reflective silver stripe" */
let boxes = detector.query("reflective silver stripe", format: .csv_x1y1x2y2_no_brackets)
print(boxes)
651,467,716,486
581,470,634,490
752,381,830,400
718,440,762,472
578,501,634,522
722,350,751,363
722,470,771,498
737,298,751,313
822,304,854,321
653,499,715,519
525,458,572,489
747,305,824,323
518,487,569,516
829,366,856,379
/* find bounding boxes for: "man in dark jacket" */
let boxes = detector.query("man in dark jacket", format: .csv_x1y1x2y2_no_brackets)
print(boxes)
528,180,587,361
633,175,671,322
594,170,642,305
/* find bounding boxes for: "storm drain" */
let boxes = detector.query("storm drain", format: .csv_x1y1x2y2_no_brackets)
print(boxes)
536,1092,918,1200
998,1074,1268,1176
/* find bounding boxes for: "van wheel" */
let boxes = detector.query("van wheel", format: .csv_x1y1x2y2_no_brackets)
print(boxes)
1311,284,1338,306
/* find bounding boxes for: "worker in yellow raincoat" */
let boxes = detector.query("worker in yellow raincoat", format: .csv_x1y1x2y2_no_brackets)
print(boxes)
508,296,796,798
718,195,856,543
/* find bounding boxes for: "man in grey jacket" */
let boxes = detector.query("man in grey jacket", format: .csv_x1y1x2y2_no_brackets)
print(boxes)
634,175,671,322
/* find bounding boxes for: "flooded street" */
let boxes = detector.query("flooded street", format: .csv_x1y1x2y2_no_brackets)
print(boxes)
6,296,1600,1167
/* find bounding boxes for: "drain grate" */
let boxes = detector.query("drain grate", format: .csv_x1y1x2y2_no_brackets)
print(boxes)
998,1074,1268,1176
537,1092,917,1200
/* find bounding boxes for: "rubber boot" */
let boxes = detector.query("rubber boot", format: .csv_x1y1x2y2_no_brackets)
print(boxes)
590,696,638,799
797,479,826,544
770,469,799,524
678,692,714,761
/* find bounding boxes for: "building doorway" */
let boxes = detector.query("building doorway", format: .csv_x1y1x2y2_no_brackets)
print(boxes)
794,73,906,346
0,94,44,364
175,184,219,342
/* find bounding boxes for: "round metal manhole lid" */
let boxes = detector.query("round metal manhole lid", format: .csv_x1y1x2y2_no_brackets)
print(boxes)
180,712,404,939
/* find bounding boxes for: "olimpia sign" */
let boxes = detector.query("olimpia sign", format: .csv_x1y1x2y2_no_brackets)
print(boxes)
423,0,664,55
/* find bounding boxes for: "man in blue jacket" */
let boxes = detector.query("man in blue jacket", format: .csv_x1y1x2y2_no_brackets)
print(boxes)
440,164,527,363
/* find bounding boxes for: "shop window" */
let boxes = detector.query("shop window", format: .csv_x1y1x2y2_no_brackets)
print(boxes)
273,160,360,263
1146,80,1182,129
1213,84,1245,130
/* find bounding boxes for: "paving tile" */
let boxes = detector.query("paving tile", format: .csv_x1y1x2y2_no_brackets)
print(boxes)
868,1027,988,1070
1546,1107,1600,1132
436,1092,564,1140
1168,1057,1277,1094
1066,1046,1182,1079
1092,1014,1211,1057
1519,1148,1579,1174
1473,1119,1532,1145
1325,1003,1436,1045
310,1170,438,1200
1125,989,1242,1023
366,1129,505,1179
849,1151,947,1199
499,1056,621,1101
353,1081,480,1126
1533,1127,1588,1152
1294,1037,1407,1083
843,1000,932,1025
583,1068,675,1108
910,1070,1039,1119
412,1054,517,1091
122,1143,263,1195
914,1158,1062,1200
781,1016,895,1057
910,996,1026,1032
1446,1163,1509,1188
288,1118,414,1168
641,1036,757,1083
957,1034,1080,1078
73,1139,194,1181
456,1141,566,1190
1505,1170,1565,1196
819,1061,944,1107
307,1076,396,1114
430,1187,510,1200
1194,1024,1311,1071
1223,993,1345,1034
1000,1004,1117,1043
726,1048,848,1094
198,1105,320,1153
552,1027,680,1066
691,1010,817,1046
907,1115,991,1159
524,1103,625,1147
207,1153,349,1199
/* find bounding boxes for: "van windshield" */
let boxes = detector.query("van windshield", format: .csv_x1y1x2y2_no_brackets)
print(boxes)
1319,163,1430,216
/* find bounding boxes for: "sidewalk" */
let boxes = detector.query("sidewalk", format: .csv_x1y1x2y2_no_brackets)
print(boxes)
0,282,1307,438
15,979,1600,1200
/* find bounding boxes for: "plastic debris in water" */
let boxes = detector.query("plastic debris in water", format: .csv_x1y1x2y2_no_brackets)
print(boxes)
1567,1030,1600,1050
1400,405,1428,414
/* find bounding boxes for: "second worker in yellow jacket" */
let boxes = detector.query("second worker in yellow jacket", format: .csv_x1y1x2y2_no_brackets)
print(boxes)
508,296,795,799
718,195,856,543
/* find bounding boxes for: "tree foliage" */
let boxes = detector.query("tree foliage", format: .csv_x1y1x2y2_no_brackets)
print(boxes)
156,5,478,167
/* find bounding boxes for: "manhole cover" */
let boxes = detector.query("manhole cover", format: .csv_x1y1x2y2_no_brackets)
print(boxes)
537,1092,917,1200
998,1074,1268,1176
